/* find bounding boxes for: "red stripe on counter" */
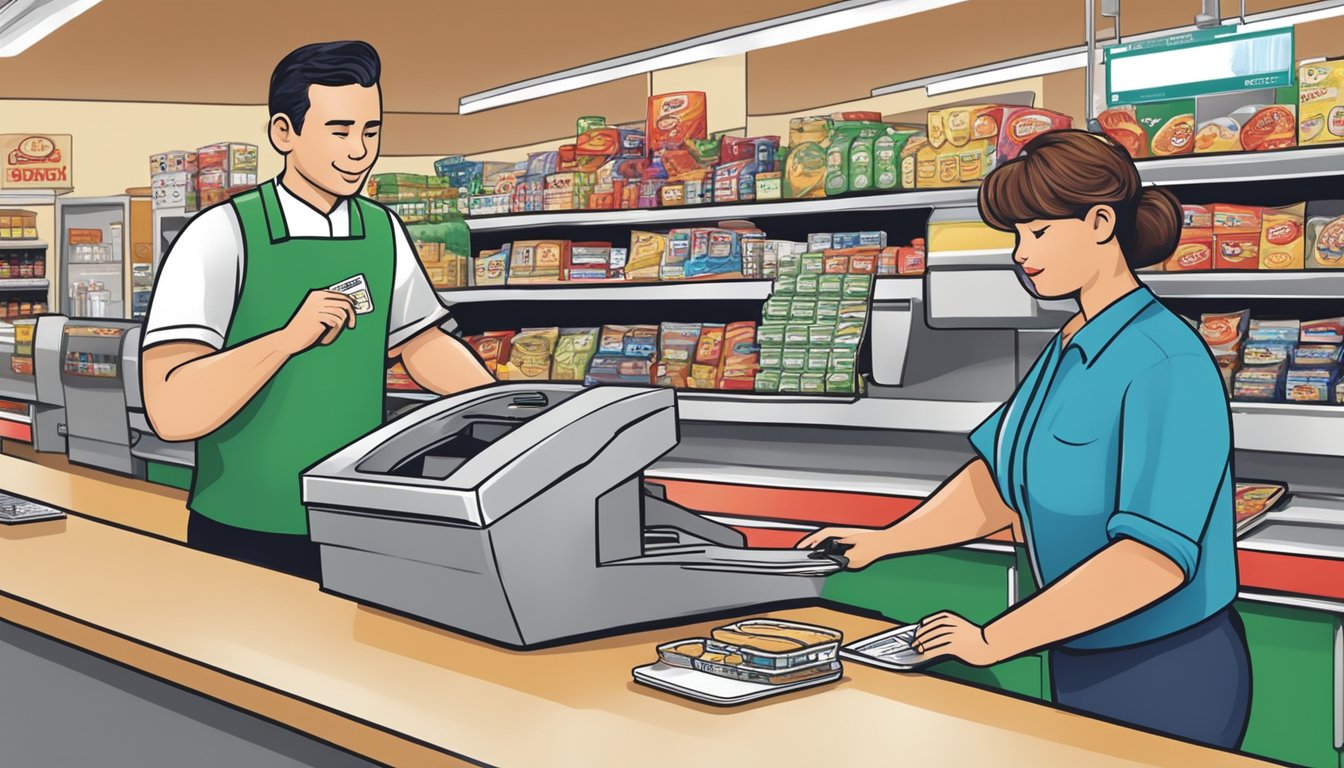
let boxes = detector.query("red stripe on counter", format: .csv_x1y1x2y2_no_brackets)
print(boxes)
1238,550,1344,602
731,527,810,549
655,479,922,528
0,421,31,443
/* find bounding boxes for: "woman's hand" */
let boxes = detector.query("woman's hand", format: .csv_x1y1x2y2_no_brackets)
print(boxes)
794,526,894,570
911,611,1006,668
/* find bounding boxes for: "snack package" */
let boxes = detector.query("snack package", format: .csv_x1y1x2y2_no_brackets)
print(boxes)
1299,59,1344,146
992,106,1073,161
1199,310,1250,353
754,370,782,393
584,357,655,387
498,327,559,381
568,242,612,281
1137,100,1196,157
550,328,600,381
663,230,691,281
1233,363,1286,401
1235,483,1287,530
1213,205,1263,270
1243,341,1295,367
874,129,919,190
719,321,760,390
655,323,701,388
685,229,743,278
1306,200,1344,268
1248,318,1302,343
1098,106,1147,158
627,231,667,281
1293,344,1344,368
1165,227,1213,271
509,240,569,283
1302,317,1344,344
1195,116,1242,154
1259,203,1306,270
624,325,660,360
783,120,830,199
1239,105,1297,151
598,325,633,356
647,92,708,155
464,331,515,376
1286,367,1338,402
690,324,726,389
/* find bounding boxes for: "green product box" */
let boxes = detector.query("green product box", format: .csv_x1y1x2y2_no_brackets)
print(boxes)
778,253,802,277
772,274,798,296
835,320,865,347
758,344,784,369
789,297,818,323
806,348,831,372
763,297,792,322
795,273,820,295
826,371,856,394
782,347,808,372
801,253,826,273
839,300,869,320
809,324,835,346
875,130,919,190
800,373,827,393
754,371,782,392
829,347,858,373
779,372,803,392
1134,99,1196,157
818,274,845,296
816,299,841,323
757,323,786,347
848,126,884,192
784,324,811,347
842,274,874,300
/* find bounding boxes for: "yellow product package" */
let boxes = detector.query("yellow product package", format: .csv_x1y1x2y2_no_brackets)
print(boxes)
551,327,600,381
499,327,559,381
627,231,667,281
1259,203,1306,270
1299,59,1344,146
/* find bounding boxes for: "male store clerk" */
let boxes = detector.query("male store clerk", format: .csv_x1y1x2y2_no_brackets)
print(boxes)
141,41,493,580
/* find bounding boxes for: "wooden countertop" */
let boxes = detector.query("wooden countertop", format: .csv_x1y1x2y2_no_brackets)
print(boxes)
0,451,1274,767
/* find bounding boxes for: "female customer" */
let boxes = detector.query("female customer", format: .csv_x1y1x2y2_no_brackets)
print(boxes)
799,129,1250,749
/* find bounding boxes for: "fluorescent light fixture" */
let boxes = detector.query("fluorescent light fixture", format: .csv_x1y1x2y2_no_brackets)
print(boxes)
918,48,1089,97
1228,0,1344,34
458,0,968,114
0,0,102,57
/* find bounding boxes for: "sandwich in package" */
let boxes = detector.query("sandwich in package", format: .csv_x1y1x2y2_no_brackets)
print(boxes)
498,328,559,381
655,619,843,686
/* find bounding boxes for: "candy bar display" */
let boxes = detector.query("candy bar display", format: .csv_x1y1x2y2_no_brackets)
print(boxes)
1197,311,1344,404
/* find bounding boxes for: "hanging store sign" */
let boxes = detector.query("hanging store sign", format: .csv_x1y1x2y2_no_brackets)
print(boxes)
1,133,73,189
1106,26,1295,105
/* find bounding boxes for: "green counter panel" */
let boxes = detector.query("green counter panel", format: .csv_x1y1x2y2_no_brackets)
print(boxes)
146,461,192,492
822,548,1049,700
1236,600,1340,768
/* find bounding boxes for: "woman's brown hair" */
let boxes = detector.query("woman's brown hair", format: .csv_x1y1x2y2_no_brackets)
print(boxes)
978,129,1182,269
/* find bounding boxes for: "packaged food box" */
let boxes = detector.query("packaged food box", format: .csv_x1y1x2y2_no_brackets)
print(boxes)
1287,367,1339,402
784,324,810,347
1305,200,1344,268
874,129,920,190
474,246,509,286
627,231,667,281
509,240,569,283
1165,226,1213,271
1098,106,1147,158
567,242,611,281
653,322,701,389
756,172,783,201
1200,310,1249,353
1213,205,1263,270
1294,344,1344,368
624,325,659,359
1233,364,1285,401
758,345,783,370
647,92,708,155
1244,341,1295,366
1234,483,1287,530
1138,100,1197,157
902,134,931,189
150,150,198,177
584,356,654,386
1300,59,1344,146
689,323,726,389
720,321,760,390
1259,203,1306,270
197,142,258,173
498,327,559,381
757,323,786,347
1248,318,1301,343
783,116,832,199
1302,317,1344,344
1239,104,1297,152
551,328,600,381
754,370,782,392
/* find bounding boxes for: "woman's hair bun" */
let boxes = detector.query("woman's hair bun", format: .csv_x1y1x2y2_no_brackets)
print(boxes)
1126,187,1182,269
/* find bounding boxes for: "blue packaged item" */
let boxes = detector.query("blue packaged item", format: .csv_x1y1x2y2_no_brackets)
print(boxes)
736,142,778,202
1286,367,1339,402
1293,344,1344,368
1243,341,1295,367
619,128,646,159
685,229,742,278
1247,318,1301,343
527,151,561,178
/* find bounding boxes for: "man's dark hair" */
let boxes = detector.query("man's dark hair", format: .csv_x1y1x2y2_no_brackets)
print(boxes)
269,41,381,134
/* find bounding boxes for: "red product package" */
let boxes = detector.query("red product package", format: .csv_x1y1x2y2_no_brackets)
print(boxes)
647,92,708,154
719,321,760,390
1164,228,1214,271
689,323,725,389
1213,204,1264,270
994,106,1073,161
464,331,515,376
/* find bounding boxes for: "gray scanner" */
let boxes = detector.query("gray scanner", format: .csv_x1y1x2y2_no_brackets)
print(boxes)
302,384,839,648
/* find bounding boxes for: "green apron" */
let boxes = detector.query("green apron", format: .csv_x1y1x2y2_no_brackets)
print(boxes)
190,180,394,535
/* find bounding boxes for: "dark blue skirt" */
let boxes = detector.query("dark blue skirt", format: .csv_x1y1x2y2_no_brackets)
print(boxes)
1049,606,1252,750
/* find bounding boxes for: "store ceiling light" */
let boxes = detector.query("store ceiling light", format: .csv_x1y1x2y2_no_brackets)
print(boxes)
457,0,968,114
871,47,1089,98
0,0,102,57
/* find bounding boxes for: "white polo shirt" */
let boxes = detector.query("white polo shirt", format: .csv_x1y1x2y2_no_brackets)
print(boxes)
143,180,454,351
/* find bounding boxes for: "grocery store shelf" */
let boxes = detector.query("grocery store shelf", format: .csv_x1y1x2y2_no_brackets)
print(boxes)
1135,145,1344,186
0,190,70,206
0,241,46,250
1232,402,1344,457
463,188,980,231
438,279,774,303
0,279,49,291
678,394,999,431
1143,272,1344,299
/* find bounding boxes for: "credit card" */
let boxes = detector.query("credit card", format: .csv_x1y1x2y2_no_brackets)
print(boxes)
329,273,373,315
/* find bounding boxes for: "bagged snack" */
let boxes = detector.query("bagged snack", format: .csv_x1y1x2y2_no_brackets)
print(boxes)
1302,317,1344,344
757,323,786,347
781,346,807,372
690,324,726,389
1286,368,1338,402
1244,342,1295,366
1213,205,1263,270
754,370,782,392
598,324,633,356
1293,344,1344,369
624,325,660,359
790,297,818,323
809,325,835,347
758,345,783,370
584,357,655,386
842,274,874,300
1239,105,1297,151
663,230,691,281
1259,203,1306,270
800,373,827,393
1233,363,1286,401
1199,310,1250,352
627,231,667,281
551,328,600,381
655,323,701,388
1307,209,1344,269
779,372,803,392
720,322,760,390
1248,318,1301,342
464,330,515,376
499,327,559,381
1137,100,1196,157
646,92,708,154
1165,227,1213,271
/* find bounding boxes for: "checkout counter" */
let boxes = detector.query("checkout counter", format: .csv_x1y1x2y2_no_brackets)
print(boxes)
58,318,145,478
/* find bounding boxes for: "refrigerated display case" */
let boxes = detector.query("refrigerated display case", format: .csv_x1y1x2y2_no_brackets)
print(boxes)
56,195,130,319
59,319,144,476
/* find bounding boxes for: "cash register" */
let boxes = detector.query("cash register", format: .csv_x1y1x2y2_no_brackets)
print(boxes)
0,315,69,452
59,319,144,477
303,384,841,648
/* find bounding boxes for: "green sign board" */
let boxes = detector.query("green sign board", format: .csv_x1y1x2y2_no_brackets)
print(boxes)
1105,25,1295,105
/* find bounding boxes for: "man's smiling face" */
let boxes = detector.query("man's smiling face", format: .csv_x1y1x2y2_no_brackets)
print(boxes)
288,83,382,199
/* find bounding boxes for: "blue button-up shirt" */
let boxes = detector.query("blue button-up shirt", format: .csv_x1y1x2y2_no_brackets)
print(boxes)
969,286,1237,650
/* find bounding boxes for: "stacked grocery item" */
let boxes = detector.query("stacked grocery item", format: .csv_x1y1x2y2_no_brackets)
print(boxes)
364,174,472,289
1197,311,1344,403
915,105,1072,189
149,143,259,211
1153,200,1344,272
0,210,37,240
648,619,843,689
0,300,48,321
468,226,924,287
